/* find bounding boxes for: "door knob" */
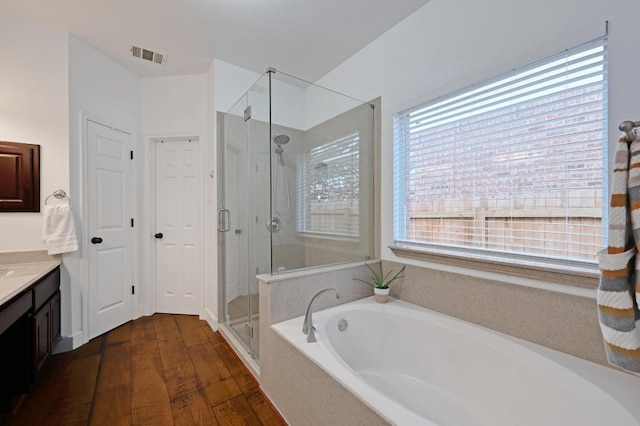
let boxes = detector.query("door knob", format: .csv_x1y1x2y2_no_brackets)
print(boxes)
154,233,163,239
91,237,103,244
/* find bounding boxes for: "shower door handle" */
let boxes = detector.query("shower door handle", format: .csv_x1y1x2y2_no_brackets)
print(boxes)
217,209,231,232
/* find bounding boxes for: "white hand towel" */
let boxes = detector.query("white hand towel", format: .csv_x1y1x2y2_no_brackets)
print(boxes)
42,205,79,255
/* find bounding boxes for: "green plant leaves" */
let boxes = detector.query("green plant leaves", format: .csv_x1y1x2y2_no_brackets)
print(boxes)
353,263,406,289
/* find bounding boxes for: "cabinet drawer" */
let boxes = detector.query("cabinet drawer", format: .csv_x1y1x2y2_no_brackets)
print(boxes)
33,268,60,312
0,292,31,335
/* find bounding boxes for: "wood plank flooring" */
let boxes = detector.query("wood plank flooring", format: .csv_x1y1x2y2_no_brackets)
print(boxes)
3,314,286,426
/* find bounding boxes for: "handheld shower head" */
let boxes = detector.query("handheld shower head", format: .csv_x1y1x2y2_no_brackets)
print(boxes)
273,134,291,215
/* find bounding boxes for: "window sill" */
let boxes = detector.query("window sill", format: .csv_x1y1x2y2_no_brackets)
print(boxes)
389,243,599,289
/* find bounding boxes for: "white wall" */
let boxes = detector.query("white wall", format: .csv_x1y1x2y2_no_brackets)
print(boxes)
0,15,69,251
302,84,363,131
68,36,141,347
141,74,207,136
316,0,639,267
214,59,262,115
270,78,305,130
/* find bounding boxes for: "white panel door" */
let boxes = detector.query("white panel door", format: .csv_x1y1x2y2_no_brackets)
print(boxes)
155,139,201,314
87,120,133,339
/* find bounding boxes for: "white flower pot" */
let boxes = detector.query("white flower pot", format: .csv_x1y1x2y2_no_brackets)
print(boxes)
374,287,390,303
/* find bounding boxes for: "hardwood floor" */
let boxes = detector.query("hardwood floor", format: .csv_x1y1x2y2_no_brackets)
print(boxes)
3,314,286,425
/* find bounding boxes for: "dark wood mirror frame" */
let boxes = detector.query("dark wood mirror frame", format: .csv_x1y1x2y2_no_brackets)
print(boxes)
0,141,40,212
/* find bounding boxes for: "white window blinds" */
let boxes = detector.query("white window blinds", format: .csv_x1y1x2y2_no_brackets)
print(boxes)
393,37,608,263
298,134,360,237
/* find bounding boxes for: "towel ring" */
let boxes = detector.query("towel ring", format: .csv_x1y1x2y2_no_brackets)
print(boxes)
45,190,71,206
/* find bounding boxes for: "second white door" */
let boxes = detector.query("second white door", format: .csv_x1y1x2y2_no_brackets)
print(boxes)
155,138,202,314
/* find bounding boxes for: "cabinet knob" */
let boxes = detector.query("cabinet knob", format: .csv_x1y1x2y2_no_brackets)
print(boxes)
90,237,103,244
154,233,163,239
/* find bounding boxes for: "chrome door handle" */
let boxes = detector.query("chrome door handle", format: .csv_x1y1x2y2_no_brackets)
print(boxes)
217,209,231,232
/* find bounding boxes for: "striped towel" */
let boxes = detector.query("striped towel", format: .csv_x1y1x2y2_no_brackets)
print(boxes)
597,135,640,373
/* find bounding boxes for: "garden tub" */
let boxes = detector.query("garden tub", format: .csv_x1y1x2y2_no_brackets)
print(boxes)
272,297,640,425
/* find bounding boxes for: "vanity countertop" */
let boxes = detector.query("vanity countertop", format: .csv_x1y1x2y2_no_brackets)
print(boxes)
0,260,61,306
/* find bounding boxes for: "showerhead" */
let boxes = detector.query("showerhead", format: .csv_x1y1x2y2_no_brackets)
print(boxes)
273,134,290,146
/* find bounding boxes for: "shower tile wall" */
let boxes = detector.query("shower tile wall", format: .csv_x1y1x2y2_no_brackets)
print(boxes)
258,263,387,425
272,102,374,272
270,125,306,273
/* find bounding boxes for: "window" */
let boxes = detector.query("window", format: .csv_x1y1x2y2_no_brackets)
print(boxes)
298,133,360,237
393,38,607,264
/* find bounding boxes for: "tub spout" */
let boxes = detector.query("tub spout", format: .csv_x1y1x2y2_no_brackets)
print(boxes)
302,288,341,343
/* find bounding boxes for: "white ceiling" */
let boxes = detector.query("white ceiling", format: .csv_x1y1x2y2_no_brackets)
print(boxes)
2,0,430,82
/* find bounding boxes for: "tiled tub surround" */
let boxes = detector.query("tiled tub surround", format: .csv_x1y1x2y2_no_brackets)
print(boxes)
259,260,639,425
383,260,608,367
259,262,388,425
0,251,61,305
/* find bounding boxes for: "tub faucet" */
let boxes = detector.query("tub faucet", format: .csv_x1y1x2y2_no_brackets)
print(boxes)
302,288,341,343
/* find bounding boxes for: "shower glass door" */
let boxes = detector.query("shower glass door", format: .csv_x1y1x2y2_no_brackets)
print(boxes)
218,74,270,360
218,68,375,363
218,92,251,353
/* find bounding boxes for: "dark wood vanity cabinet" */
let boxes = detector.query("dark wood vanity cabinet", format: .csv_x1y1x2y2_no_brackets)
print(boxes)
0,266,60,417
30,268,61,380
31,292,60,378
0,295,31,416
32,301,52,377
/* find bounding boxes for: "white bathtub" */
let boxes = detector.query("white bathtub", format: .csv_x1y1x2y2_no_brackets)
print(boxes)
272,297,640,425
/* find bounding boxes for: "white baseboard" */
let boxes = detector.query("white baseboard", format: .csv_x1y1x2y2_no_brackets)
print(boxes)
202,307,219,331
53,330,84,354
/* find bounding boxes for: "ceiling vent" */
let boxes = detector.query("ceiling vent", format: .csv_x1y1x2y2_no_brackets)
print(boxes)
130,45,167,65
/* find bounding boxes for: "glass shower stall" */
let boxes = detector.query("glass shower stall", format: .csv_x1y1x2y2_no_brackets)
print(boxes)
217,69,375,363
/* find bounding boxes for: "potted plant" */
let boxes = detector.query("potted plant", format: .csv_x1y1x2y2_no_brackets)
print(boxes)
353,262,406,303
